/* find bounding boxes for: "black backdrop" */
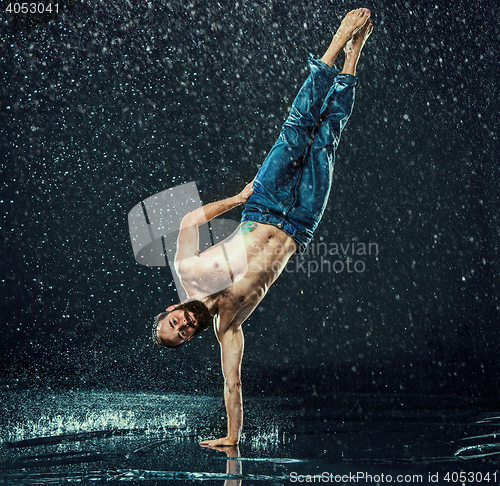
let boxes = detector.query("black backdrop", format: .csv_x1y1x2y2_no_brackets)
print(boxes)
1,0,499,398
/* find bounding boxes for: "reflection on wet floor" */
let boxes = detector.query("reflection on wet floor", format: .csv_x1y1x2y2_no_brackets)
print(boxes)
0,390,499,484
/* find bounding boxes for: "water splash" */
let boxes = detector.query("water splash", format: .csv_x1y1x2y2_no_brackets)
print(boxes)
3,409,188,444
242,425,290,451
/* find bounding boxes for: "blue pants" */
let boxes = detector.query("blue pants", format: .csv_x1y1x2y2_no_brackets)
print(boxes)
241,54,358,253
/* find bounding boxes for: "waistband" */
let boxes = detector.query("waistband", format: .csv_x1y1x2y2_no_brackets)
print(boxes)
240,210,311,254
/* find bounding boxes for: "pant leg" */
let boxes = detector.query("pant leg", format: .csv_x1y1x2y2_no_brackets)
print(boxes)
241,61,358,253
281,55,341,146
252,55,339,196
285,73,358,240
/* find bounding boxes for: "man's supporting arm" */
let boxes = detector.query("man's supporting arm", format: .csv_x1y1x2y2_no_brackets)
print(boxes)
200,327,244,447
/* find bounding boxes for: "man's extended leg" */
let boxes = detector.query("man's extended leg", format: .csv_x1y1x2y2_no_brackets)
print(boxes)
247,9,371,204
285,18,373,240
241,10,373,251
281,8,372,144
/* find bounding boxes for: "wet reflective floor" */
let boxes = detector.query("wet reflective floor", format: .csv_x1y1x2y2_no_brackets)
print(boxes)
0,390,499,484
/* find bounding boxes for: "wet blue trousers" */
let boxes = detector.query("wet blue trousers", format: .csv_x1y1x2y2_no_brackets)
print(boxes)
241,55,358,253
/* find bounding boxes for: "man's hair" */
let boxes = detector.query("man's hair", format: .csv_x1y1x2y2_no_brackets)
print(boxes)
152,300,213,349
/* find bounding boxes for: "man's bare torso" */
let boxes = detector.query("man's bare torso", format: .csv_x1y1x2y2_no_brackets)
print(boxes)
180,222,298,334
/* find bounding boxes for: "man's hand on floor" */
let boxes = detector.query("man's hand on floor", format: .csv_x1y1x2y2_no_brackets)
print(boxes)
199,436,238,448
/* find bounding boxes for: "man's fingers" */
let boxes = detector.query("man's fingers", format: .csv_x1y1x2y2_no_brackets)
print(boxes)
199,437,236,447
199,439,218,447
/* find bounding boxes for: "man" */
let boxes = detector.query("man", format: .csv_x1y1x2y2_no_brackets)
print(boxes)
154,9,373,447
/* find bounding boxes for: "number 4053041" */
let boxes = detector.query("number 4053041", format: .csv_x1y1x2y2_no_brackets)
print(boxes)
6,3,59,14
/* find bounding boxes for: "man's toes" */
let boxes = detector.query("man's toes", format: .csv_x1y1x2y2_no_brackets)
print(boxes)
357,8,371,25
349,8,365,19
363,20,374,36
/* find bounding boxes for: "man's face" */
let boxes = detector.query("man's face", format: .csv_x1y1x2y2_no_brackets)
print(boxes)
156,305,198,347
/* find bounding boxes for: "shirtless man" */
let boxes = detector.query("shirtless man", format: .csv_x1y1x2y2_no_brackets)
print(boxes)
154,9,373,447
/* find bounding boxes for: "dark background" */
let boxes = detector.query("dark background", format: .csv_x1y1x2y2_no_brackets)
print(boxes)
1,0,499,399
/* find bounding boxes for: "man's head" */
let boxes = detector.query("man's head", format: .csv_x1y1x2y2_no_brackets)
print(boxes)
153,300,213,348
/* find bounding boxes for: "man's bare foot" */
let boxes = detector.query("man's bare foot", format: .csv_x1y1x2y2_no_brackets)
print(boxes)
337,8,371,42
342,18,373,76
345,18,373,56
321,8,371,67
